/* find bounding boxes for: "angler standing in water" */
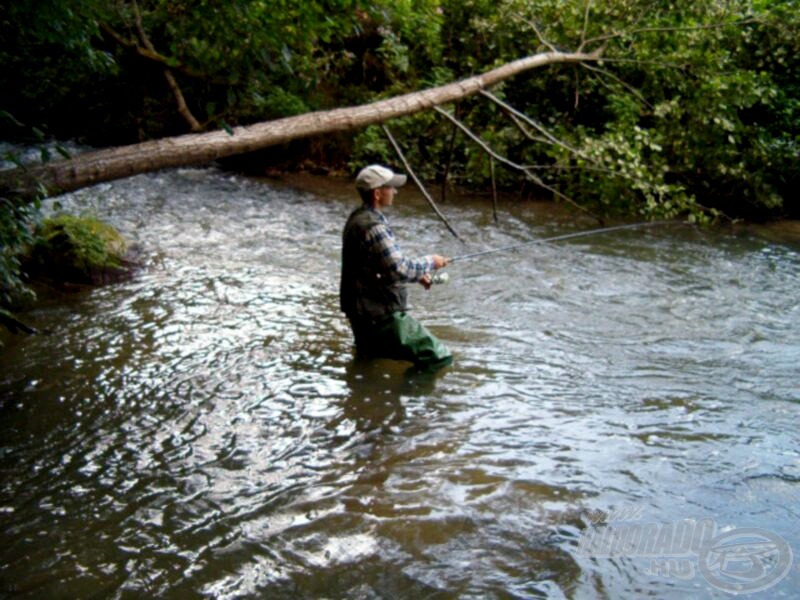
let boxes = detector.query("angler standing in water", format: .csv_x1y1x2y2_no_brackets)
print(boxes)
340,164,453,370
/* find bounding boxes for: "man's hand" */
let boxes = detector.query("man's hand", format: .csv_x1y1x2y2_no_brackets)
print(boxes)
421,255,449,289
432,255,450,269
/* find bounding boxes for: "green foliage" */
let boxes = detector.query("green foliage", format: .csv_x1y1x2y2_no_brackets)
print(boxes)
1,0,797,222
0,0,116,141
424,0,799,221
246,88,309,119
350,126,393,170
0,0,449,137
0,199,38,308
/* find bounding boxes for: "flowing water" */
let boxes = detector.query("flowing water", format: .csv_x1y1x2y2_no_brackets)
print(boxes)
1,168,799,599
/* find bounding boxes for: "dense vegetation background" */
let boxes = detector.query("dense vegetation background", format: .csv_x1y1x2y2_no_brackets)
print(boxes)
1,0,799,307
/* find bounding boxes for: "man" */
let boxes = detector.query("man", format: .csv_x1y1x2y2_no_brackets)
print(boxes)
340,164,453,370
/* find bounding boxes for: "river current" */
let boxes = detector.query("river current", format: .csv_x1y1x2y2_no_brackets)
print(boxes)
1,167,798,598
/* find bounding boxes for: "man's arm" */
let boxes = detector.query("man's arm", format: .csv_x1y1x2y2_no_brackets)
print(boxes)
366,223,447,283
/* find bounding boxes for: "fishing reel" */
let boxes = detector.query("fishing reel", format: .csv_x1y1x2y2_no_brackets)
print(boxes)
431,271,450,285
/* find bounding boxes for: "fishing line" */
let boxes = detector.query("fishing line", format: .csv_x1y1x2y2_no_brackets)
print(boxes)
448,220,681,263
429,220,683,284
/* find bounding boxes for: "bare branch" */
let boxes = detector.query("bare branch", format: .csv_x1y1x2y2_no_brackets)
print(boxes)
581,62,653,109
441,106,461,204
98,23,228,83
432,106,602,223
131,0,202,132
501,110,551,145
693,201,735,224
489,157,499,223
582,19,758,49
516,122,552,145
162,73,203,131
382,125,465,242
523,163,620,176
513,15,559,53
590,57,689,70
479,90,588,160
580,0,592,49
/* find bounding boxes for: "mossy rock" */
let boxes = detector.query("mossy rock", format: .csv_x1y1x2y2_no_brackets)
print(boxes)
24,215,135,285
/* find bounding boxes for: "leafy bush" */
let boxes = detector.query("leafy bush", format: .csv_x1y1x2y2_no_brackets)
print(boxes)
0,199,38,307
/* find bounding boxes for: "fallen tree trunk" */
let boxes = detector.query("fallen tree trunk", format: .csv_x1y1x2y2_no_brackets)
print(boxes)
0,48,602,201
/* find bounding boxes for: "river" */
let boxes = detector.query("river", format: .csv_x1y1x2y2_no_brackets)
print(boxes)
1,167,798,598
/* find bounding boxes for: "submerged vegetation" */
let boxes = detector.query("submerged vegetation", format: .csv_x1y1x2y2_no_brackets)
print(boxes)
0,0,798,311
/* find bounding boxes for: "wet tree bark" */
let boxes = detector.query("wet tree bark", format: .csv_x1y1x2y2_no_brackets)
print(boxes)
0,48,603,201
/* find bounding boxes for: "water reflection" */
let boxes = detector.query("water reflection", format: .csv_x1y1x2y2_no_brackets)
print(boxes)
336,358,448,441
340,359,409,433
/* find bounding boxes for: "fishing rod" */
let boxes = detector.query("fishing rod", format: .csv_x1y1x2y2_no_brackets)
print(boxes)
448,220,680,263
429,220,682,284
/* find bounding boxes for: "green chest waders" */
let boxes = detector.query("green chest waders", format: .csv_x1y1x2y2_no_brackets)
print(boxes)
368,311,452,370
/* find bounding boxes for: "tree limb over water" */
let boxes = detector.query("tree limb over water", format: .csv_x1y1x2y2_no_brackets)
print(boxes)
0,48,603,202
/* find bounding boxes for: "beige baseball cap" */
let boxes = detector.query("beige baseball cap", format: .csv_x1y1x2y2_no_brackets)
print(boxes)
355,164,407,191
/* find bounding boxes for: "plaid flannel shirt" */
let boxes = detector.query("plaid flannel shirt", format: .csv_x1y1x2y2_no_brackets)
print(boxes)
364,208,433,283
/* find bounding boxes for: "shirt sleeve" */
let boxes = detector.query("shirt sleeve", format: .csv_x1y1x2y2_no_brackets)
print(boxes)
365,221,434,283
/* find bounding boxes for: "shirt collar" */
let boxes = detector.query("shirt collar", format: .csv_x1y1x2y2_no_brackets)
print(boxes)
364,203,387,222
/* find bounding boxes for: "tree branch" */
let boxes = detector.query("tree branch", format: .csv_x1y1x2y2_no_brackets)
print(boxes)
489,157,499,223
587,57,690,70
382,125,465,242
0,307,38,336
432,106,603,223
513,15,559,53
131,0,202,132
99,23,214,82
479,90,588,160
441,104,460,204
503,111,552,145
1,46,605,200
522,163,621,176
580,0,592,49
581,62,653,109
581,19,758,49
